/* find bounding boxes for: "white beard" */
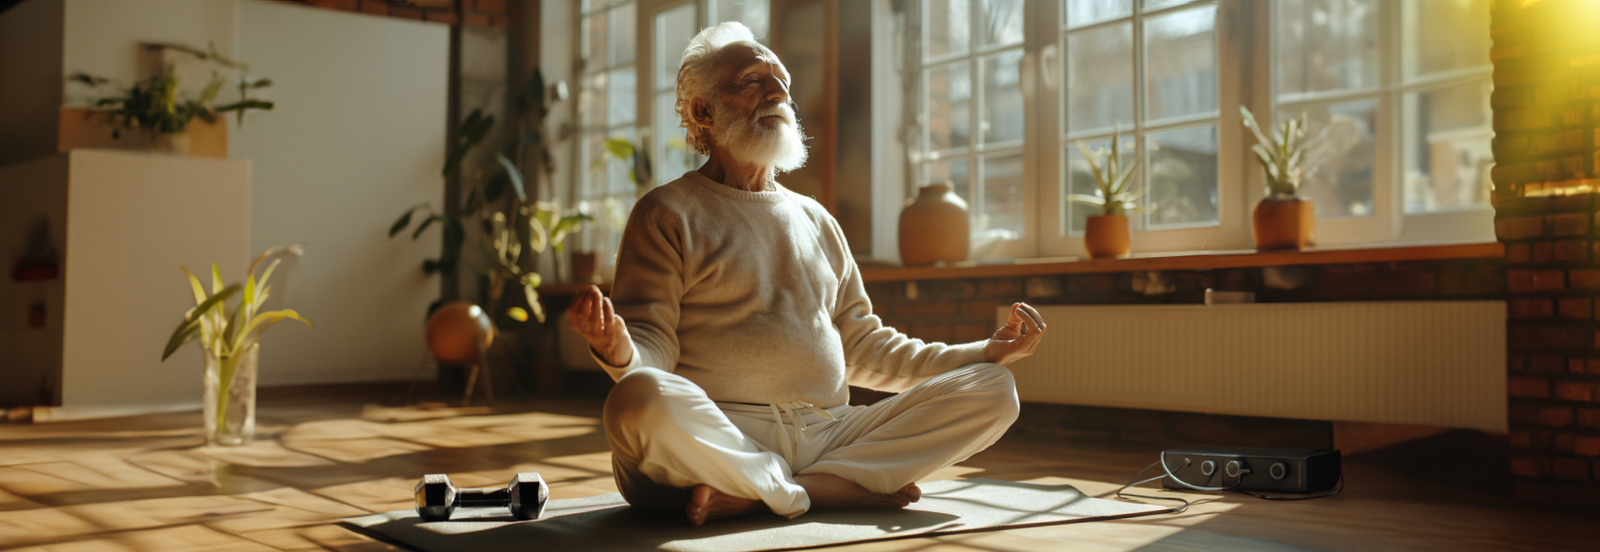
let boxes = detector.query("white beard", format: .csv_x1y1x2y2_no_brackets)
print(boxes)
711,100,808,174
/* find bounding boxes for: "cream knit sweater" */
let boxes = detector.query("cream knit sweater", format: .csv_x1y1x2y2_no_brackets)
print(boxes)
594,171,988,407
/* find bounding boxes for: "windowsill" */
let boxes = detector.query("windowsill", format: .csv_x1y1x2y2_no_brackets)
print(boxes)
857,241,1504,283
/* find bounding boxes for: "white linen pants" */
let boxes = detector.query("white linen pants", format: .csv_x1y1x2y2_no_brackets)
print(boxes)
602,363,1020,518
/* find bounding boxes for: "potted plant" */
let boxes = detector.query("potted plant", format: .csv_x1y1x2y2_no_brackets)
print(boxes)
68,43,274,157
1069,126,1145,259
1241,106,1314,251
161,245,311,446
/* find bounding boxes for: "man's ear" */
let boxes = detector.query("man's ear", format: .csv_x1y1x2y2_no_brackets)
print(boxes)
689,96,714,129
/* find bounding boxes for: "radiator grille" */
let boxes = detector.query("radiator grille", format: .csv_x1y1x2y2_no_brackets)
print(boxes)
1004,301,1506,432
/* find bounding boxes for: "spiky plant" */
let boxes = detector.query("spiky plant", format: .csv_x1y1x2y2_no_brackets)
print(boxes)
162,246,312,434
1241,106,1308,198
1068,126,1146,216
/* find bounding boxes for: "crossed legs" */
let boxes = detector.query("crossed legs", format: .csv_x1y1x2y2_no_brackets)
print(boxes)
603,364,1019,524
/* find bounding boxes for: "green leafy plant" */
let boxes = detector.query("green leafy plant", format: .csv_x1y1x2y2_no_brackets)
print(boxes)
1068,126,1147,216
161,245,311,432
593,137,654,190
71,43,273,136
1241,106,1308,198
389,69,588,325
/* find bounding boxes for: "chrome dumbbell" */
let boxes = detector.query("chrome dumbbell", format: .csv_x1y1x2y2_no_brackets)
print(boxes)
413,472,548,521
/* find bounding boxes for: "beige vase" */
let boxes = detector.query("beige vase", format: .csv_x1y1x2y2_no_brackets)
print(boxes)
1252,197,1316,251
1084,215,1131,259
898,184,970,266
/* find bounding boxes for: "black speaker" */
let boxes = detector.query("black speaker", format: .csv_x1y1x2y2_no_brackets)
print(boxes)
1161,447,1341,494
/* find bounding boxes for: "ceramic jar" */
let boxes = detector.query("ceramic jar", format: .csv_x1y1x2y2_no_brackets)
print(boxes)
898,184,970,266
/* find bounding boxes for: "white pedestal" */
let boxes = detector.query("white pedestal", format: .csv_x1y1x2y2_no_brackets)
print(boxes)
0,150,250,414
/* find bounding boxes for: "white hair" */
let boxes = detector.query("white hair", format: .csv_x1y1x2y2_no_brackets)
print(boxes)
676,22,759,156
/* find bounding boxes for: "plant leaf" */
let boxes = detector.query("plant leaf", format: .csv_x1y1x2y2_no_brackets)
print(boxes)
1066,193,1108,206
412,215,443,240
604,138,634,160
496,153,527,202
181,266,207,304
507,306,529,322
389,209,415,237
161,320,202,361
1073,140,1108,192
211,264,225,295
528,215,549,253
549,214,593,252
524,282,546,323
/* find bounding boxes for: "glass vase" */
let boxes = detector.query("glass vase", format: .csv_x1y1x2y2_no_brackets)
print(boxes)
203,345,259,446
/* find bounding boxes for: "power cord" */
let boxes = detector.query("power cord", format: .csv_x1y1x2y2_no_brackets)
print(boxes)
1114,456,1345,513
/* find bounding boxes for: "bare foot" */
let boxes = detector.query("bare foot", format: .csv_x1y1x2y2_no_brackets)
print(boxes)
686,484,765,526
794,473,921,511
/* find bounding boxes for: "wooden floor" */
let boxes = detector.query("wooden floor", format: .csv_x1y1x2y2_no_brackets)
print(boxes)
0,393,1593,552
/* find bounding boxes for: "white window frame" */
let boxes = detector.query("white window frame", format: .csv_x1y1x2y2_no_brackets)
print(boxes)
1037,0,1251,258
890,0,1496,263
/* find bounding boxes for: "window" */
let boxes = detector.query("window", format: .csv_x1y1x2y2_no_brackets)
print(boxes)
895,0,1494,261
653,3,703,186
917,0,1030,258
577,0,638,257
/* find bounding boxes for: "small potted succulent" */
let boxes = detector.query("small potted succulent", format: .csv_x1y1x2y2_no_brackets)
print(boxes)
1069,126,1145,259
1241,106,1314,251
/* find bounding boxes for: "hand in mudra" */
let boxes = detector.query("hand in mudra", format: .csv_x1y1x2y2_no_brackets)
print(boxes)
568,285,635,367
983,302,1046,366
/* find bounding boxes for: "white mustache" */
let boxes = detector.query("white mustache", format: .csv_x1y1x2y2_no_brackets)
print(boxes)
752,103,795,126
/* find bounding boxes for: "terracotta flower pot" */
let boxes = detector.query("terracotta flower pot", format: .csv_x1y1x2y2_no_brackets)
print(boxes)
1252,197,1316,251
571,251,599,283
898,184,970,266
1084,215,1130,259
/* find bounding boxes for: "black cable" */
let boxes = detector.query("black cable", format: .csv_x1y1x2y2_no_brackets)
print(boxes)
1234,475,1344,501
1113,461,1191,514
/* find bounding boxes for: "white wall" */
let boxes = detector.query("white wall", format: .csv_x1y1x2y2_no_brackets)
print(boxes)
233,1,448,385
59,0,239,94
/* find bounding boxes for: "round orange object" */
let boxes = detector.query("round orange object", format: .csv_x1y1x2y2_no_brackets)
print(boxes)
425,302,494,364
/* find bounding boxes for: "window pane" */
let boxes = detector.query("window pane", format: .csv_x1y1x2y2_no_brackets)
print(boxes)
1144,5,1217,122
925,158,971,206
580,73,606,128
581,134,608,201
1065,23,1134,135
979,0,1024,47
607,68,636,125
1406,0,1491,77
1064,136,1135,235
608,2,636,66
1285,99,1378,218
655,91,698,183
714,0,770,43
1403,81,1494,213
1142,0,1196,10
1064,0,1131,29
982,50,1025,146
926,63,973,151
585,13,606,69
980,152,1025,239
1146,125,1219,227
655,3,696,91
608,127,638,195
927,0,970,58
1276,0,1379,96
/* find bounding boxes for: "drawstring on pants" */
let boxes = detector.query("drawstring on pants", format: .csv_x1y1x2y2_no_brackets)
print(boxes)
765,401,835,462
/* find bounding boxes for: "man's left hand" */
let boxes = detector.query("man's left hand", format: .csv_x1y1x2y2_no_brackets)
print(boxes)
983,302,1046,366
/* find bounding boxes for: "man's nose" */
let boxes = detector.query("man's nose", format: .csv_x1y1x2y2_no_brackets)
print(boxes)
763,77,789,105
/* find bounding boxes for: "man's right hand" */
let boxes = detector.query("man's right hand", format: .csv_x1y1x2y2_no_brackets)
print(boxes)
568,285,635,367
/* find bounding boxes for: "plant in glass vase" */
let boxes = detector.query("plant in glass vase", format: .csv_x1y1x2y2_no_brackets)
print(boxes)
1068,126,1146,259
1240,106,1315,250
161,245,311,446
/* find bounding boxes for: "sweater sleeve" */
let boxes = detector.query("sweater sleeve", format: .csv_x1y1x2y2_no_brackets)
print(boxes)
828,223,988,393
596,193,688,381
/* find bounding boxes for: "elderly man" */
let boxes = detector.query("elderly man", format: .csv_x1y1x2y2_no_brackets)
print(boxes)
567,22,1046,526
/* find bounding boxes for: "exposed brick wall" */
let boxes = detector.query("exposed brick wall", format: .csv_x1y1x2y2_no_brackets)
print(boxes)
1491,0,1600,505
273,0,508,28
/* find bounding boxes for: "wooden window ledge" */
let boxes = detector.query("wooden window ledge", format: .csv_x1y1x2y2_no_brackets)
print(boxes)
857,242,1504,283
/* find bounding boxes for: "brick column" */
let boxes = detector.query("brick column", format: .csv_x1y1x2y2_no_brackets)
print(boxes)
1491,0,1600,505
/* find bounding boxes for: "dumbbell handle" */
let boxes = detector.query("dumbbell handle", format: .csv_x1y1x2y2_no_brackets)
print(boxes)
456,486,510,507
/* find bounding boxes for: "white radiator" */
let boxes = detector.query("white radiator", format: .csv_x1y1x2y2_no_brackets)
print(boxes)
1003,301,1507,433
